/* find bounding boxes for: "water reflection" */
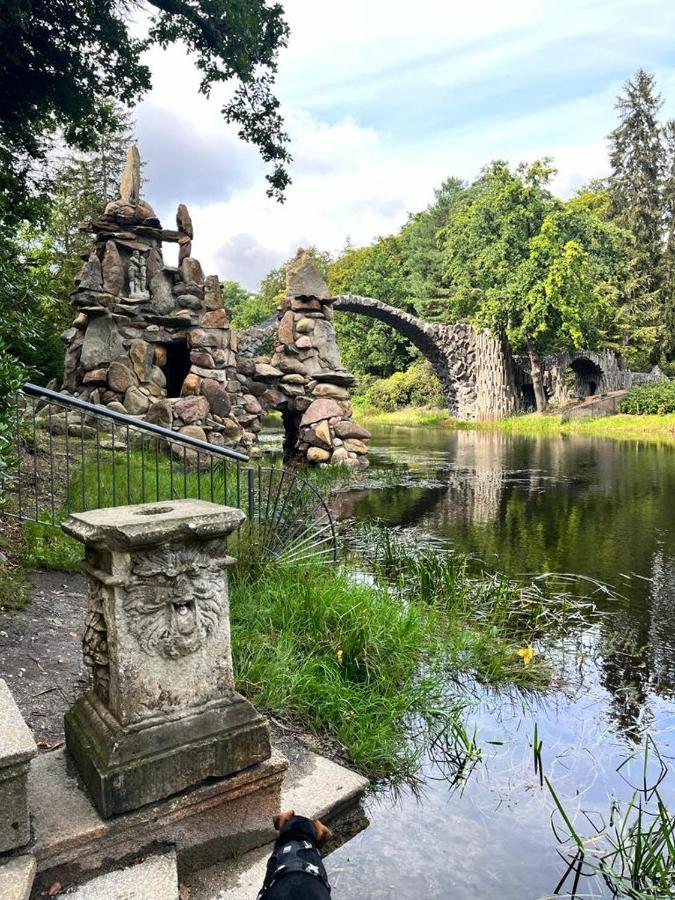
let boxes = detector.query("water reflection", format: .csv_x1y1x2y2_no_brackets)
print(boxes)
325,426,675,898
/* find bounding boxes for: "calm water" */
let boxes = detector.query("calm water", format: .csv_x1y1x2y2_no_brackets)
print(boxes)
321,427,675,899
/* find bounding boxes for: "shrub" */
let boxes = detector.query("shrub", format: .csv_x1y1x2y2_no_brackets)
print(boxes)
619,379,675,415
358,360,443,411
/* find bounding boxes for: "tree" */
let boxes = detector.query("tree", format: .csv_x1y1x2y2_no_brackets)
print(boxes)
42,102,136,310
444,161,628,410
399,177,465,321
608,70,664,358
0,0,291,221
328,237,417,378
663,120,675,358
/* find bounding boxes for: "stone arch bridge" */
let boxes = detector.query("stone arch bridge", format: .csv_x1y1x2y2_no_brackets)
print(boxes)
239,293,521,420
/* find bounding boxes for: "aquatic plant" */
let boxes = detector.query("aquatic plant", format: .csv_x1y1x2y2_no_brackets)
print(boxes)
547,737,675,898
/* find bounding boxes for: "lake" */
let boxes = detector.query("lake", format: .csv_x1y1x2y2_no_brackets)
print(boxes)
321,425,675,899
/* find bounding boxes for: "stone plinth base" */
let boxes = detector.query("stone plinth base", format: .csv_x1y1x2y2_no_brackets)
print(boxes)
23,748,288,895
65,691,271,818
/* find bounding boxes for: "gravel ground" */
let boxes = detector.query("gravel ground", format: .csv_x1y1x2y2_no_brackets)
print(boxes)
0,569,87,749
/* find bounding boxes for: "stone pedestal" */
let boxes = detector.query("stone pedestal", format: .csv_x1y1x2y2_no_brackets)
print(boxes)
62,500,271,818
0,679,37,852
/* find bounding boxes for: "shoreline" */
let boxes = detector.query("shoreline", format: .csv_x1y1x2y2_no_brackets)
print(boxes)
354,405,675,443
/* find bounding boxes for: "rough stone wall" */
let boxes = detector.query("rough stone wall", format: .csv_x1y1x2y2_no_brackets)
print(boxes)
243,252,371,467
61,148,254,453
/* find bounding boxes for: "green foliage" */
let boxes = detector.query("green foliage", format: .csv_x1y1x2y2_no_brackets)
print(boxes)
0,0,290,209
619,380,675,415
399,177,465,321
223,280,273,330
357,361,443,411
329,237,417,377
230,530,577,779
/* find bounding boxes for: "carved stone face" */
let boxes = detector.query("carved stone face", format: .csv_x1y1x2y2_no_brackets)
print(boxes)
123,549,225,659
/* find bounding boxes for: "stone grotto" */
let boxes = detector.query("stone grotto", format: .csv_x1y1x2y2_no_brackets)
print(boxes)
60,146,371,467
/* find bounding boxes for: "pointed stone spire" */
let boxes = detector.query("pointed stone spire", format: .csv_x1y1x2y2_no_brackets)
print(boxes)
119,146,141,206
286,249,331,300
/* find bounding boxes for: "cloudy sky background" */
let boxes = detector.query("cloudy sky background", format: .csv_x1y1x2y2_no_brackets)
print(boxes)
133,0,675,290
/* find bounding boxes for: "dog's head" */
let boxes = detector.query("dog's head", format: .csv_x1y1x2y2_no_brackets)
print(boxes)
273,810,332,847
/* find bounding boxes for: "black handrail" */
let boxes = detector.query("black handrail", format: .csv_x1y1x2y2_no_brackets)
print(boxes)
21,383,250,462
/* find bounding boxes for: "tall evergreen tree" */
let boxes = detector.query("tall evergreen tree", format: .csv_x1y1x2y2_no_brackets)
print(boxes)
662,119,675,358
608,69,664,361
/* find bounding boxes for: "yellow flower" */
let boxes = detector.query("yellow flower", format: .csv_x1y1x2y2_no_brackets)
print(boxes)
517,645,537,667
336,649,344,665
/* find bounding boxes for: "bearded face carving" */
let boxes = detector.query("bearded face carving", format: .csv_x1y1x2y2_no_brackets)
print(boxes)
123,547,225,658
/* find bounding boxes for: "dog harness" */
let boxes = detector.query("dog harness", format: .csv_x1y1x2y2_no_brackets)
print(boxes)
257,817,331,898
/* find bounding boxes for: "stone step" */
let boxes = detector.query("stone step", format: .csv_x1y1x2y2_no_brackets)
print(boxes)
62,851,178,899
0,855,36,900
183,744,368,900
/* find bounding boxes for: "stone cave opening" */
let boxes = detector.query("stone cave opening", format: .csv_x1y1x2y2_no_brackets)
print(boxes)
164,340,191,398
569,358,603,398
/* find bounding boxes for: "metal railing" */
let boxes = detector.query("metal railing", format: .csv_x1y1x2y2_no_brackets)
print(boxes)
2,383,337,564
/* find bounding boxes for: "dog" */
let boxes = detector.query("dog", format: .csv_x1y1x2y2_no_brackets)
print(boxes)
257,810,333,899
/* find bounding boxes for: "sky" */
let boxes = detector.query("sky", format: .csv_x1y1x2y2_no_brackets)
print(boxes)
133,0,675,290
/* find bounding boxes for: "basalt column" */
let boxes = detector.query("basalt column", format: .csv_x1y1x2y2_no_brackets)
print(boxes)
254,250,371,467
62,499,271,819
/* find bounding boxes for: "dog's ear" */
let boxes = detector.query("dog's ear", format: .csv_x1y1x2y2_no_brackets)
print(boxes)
273,810,295,832
313,818,333,847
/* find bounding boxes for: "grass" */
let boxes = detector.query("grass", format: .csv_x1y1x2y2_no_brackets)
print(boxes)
229,524,593,782
548,737,675,898
355,404,675,443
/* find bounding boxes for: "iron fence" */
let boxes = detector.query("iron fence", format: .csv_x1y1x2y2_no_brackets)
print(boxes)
1,383,337,564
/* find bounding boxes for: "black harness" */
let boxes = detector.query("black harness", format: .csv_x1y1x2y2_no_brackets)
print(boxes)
257,816,331,898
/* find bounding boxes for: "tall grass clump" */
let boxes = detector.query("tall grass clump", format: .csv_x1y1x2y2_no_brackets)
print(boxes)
230,525,594,782
548,738,675,898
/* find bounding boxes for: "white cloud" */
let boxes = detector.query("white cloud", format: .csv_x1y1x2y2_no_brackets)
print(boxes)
131,0,675,290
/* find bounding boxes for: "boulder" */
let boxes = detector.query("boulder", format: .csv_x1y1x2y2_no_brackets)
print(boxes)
174,395,209,423
181,257,204,285
129,339,154,382
149,271,175,315
243,394,263,415
151,365,166,388
312,383,350,400
80,315,124,369
83,367,107,385
254,363,283,380
146,247,163,280
145,399,172,429
296,318,314,335
307,446,331,463
331,446,349,465
153,345,167,367
344,438,368,455
201,309,228,328
277,310,295,345
201,380,231,417
181,373,201,396
300,398,343,426
78,252,103,291
286,249,331,300
106,401,127,414
108,361,138,394
123,386,150,415
179,424,207,443
314,370,356,386
190,351,215,368
221,417,243,440
101,241,124,295
314,419,332,447
277,356,307,375
333,420,372,440
203,275,223,310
